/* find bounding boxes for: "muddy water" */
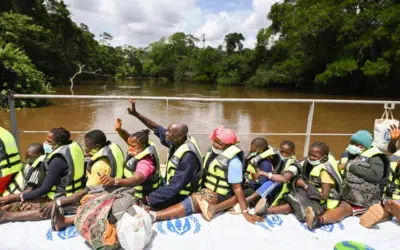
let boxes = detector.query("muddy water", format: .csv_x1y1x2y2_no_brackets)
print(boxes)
0,81,396,162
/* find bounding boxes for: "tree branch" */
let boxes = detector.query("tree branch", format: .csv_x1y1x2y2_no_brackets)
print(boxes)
69,64,102,94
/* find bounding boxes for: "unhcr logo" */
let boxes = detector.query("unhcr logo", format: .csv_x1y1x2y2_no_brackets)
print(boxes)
157,216,201,235
300,221,345,233
46,226,79,241
256,215,283,231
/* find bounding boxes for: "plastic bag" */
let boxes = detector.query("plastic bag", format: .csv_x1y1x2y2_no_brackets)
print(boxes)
372,108,399,151
116,205,153,250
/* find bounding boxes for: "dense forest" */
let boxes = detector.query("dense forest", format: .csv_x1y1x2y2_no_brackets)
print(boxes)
0,0,399,106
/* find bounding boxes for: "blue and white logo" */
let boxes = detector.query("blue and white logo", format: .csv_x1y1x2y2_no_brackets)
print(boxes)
157,216,201,235
300,221,345,233
46,226,79,241
384,130,391,142
257,215,283,231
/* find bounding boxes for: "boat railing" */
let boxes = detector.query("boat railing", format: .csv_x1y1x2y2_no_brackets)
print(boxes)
4,93,398,157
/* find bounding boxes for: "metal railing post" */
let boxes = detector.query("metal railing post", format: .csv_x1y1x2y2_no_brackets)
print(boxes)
303,101,315,158
7,92,20,151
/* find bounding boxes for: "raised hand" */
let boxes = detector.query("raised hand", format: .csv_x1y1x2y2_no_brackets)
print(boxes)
389,124,400,140
114,118,122,131
127,99,138,117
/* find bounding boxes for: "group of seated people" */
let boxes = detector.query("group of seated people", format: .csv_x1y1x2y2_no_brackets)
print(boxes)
0,99,399,248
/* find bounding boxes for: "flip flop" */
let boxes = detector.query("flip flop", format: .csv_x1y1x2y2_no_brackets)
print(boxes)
194,196,212,221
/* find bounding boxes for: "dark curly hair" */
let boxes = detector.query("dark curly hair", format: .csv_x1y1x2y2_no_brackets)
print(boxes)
49,127,71,145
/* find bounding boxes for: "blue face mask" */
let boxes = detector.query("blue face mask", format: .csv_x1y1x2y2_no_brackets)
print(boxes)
307,157,321,166
279,154,290,161
248,152,257,158
43,143,54,154
347,144,362,155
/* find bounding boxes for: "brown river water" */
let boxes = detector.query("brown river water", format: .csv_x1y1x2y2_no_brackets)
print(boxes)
1,80,397,162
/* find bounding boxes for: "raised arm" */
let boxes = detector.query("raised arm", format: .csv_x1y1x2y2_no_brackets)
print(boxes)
128,99,160,132
388,125,400,153
114,118,130,143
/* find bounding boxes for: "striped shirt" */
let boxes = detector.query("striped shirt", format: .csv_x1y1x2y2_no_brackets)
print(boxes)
23,163,46,190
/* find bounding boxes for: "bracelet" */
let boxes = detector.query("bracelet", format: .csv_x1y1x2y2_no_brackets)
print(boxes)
56,198,62,207
268,172,273,179
242,208,249,214
20,193,24,203
304,184,308,190
114,178,119,186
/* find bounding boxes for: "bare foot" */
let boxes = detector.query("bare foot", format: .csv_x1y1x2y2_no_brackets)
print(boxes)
387,200,400,221
51,203,66,231
305,206,315,230
254,197,268,216
228,203,241,215
360,204,389,228
0,209,6,224
194,196,213,221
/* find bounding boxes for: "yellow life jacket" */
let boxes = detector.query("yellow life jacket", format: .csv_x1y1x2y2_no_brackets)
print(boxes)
2,155,46,196
245,147,281,181
87,143,125,179
124,142,162,199
309,156,342,210
385,150,400,200
45,141,85,200
165,136,202,196
0,127,22,178
270,157,298,206
203,145,244,196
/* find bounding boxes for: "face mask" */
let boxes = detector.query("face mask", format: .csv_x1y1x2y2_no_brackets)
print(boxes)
347,144,362,155
307,157,321,166
166,140,174,146
279,154,290,161
212,146,223,155
89,149,98,156
43,143,53,154
247,152,257,158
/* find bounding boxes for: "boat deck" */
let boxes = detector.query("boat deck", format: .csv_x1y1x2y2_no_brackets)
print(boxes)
1,212,398,249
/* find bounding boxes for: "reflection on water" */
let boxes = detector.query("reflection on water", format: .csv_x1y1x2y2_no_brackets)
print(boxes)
0,81,396,162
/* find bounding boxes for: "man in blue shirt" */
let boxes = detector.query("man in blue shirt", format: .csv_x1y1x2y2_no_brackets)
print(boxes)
127,99,202,210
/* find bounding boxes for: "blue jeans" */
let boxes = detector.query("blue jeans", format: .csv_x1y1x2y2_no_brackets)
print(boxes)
256,180,282,199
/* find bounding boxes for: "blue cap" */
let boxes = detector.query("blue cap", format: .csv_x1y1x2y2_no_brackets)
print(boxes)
350,130,373,148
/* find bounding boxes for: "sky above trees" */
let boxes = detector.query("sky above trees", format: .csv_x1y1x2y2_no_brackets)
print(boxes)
63,0,278,48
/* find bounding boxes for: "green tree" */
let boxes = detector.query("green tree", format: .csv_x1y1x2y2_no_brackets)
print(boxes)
224,33,245,55
0,40,48,107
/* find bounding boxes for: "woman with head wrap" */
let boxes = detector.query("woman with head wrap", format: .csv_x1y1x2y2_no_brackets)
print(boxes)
150,126,264,224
